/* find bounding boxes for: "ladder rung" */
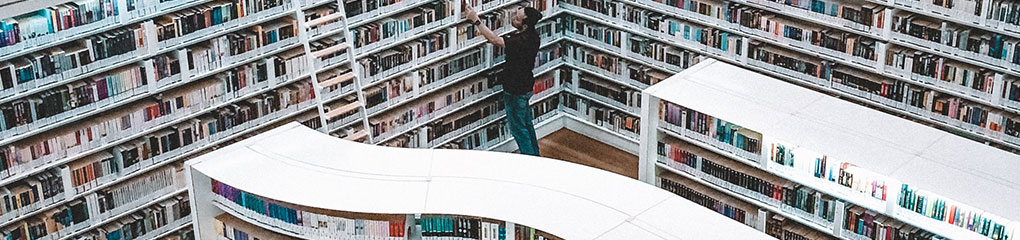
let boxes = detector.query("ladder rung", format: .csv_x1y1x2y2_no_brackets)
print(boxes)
326,102,361,119
313,43,350,58
306,13,343,27
320,71,356,87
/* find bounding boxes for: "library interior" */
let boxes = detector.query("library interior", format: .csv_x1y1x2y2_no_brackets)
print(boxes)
0,0,1018,239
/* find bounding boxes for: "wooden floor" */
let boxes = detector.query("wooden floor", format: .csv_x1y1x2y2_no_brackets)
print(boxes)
538,129,639,179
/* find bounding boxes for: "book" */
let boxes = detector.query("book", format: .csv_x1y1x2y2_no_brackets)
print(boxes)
350,0,452,48
658,174,754,226
561,92,640,137
659,100,762,155
0,0,120,49
211,179,406,238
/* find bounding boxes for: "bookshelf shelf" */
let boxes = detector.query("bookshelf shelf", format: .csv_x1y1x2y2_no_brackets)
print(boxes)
559,1,1020,153
0,0,210,62
0,3,296,106
640,59,1019,240
0,68,314,188
654,162,837,236
59,188,188,240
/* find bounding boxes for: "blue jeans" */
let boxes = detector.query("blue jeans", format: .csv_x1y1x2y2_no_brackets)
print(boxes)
502,91,540,156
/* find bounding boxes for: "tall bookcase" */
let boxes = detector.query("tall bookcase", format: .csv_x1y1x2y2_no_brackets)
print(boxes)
639,59,1019,240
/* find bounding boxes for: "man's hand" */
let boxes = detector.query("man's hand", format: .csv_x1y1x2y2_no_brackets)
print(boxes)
462,0,480,22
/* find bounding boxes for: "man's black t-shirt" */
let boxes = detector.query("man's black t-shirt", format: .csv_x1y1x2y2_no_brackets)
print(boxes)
500,29,540,95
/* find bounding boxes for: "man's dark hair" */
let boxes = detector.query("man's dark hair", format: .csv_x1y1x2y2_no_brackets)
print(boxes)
523,7,543,29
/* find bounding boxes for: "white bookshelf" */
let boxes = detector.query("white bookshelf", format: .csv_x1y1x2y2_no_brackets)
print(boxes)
185,122,774,240
640,59,1020,240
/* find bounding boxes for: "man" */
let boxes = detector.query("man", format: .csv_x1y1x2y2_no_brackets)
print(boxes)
463,2,544,156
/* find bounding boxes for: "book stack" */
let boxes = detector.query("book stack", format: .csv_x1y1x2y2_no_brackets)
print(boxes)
85,193,191,240
843,205,940,240
213,213,295,240
211,179,407,238
420,215,505,240
350,0,453,48
0,0,120,49
659,139,838,225
749,42,832,80
418,49,484,89
899,185,1014,239
659,175,755,227
569,45,622,75
578,75,641,110
764,213,832,240
659,100,763,158
153,0,289,43
561,93,640,137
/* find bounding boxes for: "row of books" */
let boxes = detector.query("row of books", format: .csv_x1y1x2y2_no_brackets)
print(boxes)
1,197,90,240
369,75,495,139
350,0,452,48
844,205,942,240
793,0,885,29
627,65,672,87
154,0,289,42
561,16,622,48
569,45,622,75
343,0,410,19
727,4,879,61
659,101,763,155
186,17,297,74
764,213,832,240
0,169,63,216
894,15,1020,64
0,23,146,95
211,179,406,237
81,194,190,240
0,0,120,49
628,36,701,70
96,165,180,216
65,152,119,195
161,225,195,240
749,42,831,80
888,50,997,94
0,64,146,133
656,141,952,240
560,92,640,137
419,215,506,239
417,49,484,88
658,140,837,223
768,142,891,202
659,175,755,226
0,78,314,203
898,184,1014,239
213,213,296,240
832,68,906,102
534,43,564,68
0,59,269,166
577,75,641,110
987,0,1020,27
